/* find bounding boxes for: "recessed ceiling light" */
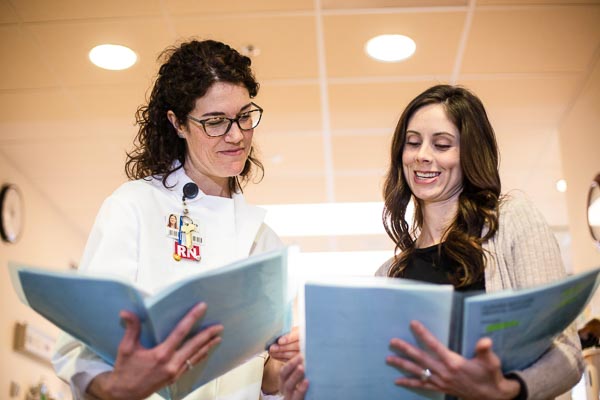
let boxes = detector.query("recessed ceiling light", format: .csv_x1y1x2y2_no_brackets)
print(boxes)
89,44,137,70
365,34,416,63
556,179,567,193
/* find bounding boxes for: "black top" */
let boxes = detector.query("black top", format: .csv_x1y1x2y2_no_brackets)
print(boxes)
403,244,485,292
403,244,526,400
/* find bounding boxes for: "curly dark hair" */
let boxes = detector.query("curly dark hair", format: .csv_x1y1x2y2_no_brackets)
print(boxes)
125,39,263,193
382,84,501,288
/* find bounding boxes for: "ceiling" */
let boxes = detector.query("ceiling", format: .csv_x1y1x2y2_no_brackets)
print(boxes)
1,0,599,254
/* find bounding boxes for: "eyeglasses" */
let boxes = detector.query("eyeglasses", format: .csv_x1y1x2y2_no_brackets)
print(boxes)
187,103,263,137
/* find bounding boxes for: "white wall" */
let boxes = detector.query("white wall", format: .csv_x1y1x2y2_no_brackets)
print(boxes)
559,55,600,314
0,152,86,400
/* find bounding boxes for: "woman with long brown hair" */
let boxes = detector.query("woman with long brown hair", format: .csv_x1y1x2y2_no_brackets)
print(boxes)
280,84,583,400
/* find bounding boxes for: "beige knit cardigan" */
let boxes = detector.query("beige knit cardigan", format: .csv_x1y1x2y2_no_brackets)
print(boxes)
376,192,584,400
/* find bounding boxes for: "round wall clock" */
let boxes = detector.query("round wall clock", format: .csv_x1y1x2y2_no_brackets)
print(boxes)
0,184,24,243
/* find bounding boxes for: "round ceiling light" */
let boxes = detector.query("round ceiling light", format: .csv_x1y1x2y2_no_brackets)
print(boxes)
89,44,137,70
365,34,416,63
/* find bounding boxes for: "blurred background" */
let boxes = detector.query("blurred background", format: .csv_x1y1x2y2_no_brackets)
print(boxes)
1,1,600,398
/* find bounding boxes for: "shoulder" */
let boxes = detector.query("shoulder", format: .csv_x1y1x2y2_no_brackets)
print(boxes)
498,190,548,229
111,177,163,198
375,258,394,277
250,223,284,254
499,190,537,213
258,223,282,244
93,178,168,222
103,177,172,207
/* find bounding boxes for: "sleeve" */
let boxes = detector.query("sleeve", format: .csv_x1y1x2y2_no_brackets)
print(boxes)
375,258,393,277
52,193,141,399
251,223,285,255
261,392,284,400
52,332,113,400
496,194,584,400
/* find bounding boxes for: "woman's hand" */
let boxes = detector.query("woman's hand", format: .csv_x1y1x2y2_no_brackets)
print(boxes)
386,320,521,400
269,326,300,362
262,326,301,394
87,302,223,400
280,354,309,400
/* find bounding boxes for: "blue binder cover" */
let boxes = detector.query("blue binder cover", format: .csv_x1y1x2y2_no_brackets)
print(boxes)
304,277,454,400
303,268,600,400
10,247,292,400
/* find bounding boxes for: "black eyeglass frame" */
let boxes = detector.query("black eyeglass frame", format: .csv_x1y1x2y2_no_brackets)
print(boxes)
187,102,263,137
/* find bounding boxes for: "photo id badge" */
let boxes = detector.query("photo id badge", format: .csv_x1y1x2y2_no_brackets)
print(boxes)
165,213,203,262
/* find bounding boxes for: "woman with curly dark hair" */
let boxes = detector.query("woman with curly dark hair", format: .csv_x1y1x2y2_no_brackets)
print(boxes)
279,85,582,400
52,39,289,400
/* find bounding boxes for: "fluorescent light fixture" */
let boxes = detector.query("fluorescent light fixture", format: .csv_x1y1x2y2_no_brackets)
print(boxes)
556,179,567,193
365,34,416,63
262,201,414,237
89,44,137,70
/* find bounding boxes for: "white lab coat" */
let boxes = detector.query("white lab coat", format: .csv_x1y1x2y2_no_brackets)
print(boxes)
52,167,283,400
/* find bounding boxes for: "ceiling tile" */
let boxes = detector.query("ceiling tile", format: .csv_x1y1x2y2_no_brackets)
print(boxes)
0,25,58,89
255,132,326,173
25,18,174,87
0,119,138,144
163,0,312,14
10,0,163,21
171,15,319,80
323,11,466,77
328,81,440,130
462,5,600,73
331,133,391,171
478,0,600,5
254,83,322,133
0,89,75,123
0,0,20,23
67,83,148,120
322,0,467,8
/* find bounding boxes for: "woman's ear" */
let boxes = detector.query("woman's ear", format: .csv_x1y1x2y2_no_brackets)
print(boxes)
167,110,186,139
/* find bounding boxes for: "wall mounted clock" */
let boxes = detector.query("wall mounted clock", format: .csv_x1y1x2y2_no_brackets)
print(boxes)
0,184,24,244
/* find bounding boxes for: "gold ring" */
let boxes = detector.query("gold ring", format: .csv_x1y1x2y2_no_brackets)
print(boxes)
420,368,432,382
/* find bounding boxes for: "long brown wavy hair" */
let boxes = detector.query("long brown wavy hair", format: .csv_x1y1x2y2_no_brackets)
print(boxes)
382,85,501,287
125,39,264,193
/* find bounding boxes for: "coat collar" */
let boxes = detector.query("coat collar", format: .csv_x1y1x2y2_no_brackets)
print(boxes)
156,164,266,257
